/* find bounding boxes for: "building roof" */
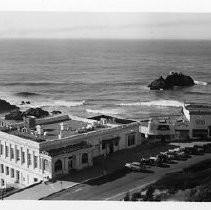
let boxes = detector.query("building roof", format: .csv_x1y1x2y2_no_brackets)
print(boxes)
42,141,92,157
0,115,117,143
140,115,189,127
184,103,211,115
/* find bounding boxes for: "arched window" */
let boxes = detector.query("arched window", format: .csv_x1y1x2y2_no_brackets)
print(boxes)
55,159,62,172
82,153,88,164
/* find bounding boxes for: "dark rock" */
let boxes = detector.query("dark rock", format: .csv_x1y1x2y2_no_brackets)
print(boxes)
148,76,166,90
165,72,195,89
5,110,23,121
22,108,49,118
20,101,25,105
148,72,195,90
0,99,19,113
5,107,49,121
26,101,31,104
51,110,62,115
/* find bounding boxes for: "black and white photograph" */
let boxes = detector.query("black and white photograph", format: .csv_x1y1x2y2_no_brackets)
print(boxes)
0,0,211,204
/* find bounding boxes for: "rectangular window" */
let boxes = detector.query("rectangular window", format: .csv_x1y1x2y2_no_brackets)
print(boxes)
102,142,106,150
43,159,49,171
1,179,5,187
16,149,20,161
0,164,4,173
5,145,9,157
6,166,9,175
127,133,135,147
21,151,25,163
0,144,3,155
28,153,32,165
11,168,14,178
10,148,14,159
34,156,38,168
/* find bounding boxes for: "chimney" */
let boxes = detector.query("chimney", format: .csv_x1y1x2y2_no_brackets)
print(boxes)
36,125,43,135
58,131,63,139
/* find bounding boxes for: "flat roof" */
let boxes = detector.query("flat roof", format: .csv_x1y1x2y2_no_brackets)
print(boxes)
140,115,189,127
43,141,92,157
1,115,117,143
4,119,111,142
185,103,211,114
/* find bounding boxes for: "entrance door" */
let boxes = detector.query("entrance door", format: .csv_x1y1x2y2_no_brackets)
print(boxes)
161,135,166,143
109,143,114,154
68,156,73,172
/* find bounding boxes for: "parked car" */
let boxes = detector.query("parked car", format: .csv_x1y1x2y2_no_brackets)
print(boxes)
167,150,187,160
158,152,174,163
148,157,160,166
203,144,211,153
140,158,151,166
125,162,146,171
185,146,203,155
194,145,205,153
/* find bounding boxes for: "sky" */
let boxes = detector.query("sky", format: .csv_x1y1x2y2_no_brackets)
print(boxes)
1,12,211,39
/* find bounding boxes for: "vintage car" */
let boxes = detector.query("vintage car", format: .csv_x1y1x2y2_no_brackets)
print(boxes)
125,162,146,171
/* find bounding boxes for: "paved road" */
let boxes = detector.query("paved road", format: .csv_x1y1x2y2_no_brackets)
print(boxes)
44,153,211,201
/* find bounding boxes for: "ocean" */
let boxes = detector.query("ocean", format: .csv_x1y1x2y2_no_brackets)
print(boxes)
0,39,210,120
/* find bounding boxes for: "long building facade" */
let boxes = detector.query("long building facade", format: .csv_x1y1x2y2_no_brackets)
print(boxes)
0,114,141,188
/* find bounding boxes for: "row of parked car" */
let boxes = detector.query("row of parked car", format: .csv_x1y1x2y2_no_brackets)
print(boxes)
125,143,211,172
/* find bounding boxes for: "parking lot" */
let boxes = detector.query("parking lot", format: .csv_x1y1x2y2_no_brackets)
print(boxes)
125,141,211,172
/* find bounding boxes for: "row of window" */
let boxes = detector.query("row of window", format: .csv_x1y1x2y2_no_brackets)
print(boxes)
101,134,136,149
0,144,38,167
0,164,16,179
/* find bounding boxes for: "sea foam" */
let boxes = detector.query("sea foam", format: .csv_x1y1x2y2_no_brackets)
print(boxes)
194,80,208,86
86,108,123,115
118,99,184,108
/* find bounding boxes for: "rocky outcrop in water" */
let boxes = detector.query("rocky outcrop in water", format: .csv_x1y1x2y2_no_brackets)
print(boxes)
51,110,62,115
148,72,195,90
0,99,19,113
5,108,49,121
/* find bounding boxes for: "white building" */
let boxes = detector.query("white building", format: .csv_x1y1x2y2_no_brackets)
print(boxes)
182,103,211,140
140,103,211,143
0,114,140,188
140,117,176,142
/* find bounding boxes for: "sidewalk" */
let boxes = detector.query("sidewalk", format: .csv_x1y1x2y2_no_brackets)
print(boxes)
5,142,176,200
5,180,78,200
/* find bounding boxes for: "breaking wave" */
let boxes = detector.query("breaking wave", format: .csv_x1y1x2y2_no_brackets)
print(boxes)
86,108,123,115
194,80,208,86
118,100,184,108
52,100,85,107
19,100,86,109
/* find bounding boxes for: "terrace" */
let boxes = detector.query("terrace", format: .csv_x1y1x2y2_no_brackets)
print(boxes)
1,118,110,142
